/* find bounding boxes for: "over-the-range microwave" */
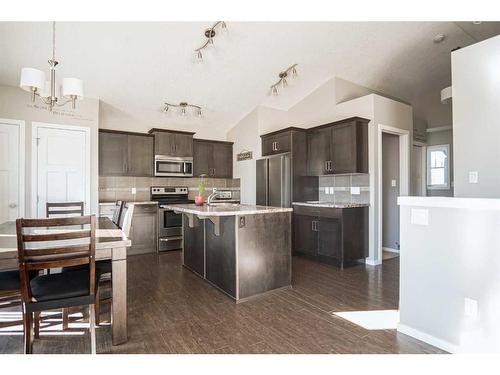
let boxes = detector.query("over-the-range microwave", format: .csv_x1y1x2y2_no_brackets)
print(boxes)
154,155,193,177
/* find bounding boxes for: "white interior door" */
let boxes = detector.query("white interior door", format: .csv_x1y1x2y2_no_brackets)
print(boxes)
0,122,20,223
34,124,90,218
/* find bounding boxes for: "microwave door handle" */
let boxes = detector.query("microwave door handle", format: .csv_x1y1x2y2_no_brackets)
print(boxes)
183,162,187,174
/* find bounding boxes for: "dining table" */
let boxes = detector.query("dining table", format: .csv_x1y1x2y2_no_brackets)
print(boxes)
0,216,130,346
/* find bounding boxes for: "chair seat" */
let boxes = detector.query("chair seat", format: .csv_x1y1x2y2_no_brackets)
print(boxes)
30,269,96,302
0,270,20,291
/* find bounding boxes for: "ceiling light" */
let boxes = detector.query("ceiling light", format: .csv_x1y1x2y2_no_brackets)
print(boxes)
433,34,446,44
194,21,227,61
164,101,203,118
270,64,298,96
19,21,84,111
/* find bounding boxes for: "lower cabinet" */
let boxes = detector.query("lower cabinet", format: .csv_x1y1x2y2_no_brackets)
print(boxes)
128,204,158,255
183,215,205,277
293,206,368,268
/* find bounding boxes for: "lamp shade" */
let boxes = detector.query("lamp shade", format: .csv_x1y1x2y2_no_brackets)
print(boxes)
62,78,84,98
20,68,45,92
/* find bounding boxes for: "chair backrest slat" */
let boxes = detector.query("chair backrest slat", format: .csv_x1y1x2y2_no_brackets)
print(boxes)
16,215,96,303
46,201,84,218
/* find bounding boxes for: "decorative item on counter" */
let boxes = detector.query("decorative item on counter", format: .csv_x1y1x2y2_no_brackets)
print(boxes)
195,174,207,206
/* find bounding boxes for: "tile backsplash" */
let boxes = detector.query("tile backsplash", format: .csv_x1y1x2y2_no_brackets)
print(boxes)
318,173,370,205
99,176,240,202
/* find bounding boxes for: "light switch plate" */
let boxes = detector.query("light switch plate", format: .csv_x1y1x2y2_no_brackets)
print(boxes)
329,187,334,195
464,297,478,319
391,179,397,187
469,171,479,184
324,187,329,194
411,208,428,225
350,186,361,195
131,188,137,194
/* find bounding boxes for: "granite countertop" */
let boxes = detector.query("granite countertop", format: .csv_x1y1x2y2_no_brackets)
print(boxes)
164,204,293,217
99,201,158,205
293,201,370,209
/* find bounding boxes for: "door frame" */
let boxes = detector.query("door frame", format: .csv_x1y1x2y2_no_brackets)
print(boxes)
0,118,26,218
31,122,91,217
412,141,427,196
372,124,410,265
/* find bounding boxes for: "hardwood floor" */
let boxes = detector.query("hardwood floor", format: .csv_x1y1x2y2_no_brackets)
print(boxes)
0,252,445,354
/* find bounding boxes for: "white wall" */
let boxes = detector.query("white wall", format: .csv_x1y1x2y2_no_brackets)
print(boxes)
398,197,500,353
452,35,500,198
227,108,260,204
0,85,100,216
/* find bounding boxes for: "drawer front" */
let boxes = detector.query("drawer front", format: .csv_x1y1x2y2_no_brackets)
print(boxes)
293,205,342,219
132,204,158,214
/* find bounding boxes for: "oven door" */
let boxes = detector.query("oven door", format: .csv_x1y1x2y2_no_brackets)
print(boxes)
159,208,183,238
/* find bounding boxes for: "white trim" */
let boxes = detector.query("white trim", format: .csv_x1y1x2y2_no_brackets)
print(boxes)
412,140,426,147
365,258,381,266
374,124,409,265
398,196,500,210
0,118,26,218
426,144,450,190
397,323,457,353
426,126,452,133
382,247,399,253
31,122,91,218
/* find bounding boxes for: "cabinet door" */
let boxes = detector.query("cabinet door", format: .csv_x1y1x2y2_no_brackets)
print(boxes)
154,132,176,155
261,136,275,156
293,214,317,255
212,143,233,178
127,135,153,176
173,133,193,157
128,207,157,255
307,127,331,176
317,217,342,260
331,122,356,174
99,132,128,176
183,215,205,276
273,132,291,154
193,141,212,177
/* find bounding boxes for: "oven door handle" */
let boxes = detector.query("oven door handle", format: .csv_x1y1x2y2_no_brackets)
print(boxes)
159,236,183,242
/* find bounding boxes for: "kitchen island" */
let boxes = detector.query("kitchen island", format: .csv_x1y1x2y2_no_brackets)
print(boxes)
164,204,292,302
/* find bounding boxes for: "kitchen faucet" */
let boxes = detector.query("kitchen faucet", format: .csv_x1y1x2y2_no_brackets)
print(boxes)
206,189,218,206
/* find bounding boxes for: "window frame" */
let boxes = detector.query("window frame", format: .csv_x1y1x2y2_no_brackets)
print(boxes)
426,144,450,190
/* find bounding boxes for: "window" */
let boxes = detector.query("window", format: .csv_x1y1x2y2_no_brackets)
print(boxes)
427,144,450,189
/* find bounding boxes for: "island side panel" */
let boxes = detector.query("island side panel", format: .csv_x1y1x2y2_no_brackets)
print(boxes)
237,212,292,300
183,215,205,277
205,216,236,298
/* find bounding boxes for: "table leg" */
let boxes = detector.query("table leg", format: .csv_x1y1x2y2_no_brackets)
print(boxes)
111,247,127,345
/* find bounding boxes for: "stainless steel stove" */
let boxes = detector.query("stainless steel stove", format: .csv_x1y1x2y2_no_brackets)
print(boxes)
150,186,192,252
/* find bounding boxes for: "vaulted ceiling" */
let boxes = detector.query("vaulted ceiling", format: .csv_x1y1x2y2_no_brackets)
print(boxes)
1,22,499,134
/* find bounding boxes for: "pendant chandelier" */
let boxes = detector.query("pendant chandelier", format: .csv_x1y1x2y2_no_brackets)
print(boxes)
19,21,84,111
270,64,298,96
164,102,202,117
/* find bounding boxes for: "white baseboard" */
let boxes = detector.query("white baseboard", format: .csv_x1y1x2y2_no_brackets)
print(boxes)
365,258,382,266
383,247,400,254
397,323,458,353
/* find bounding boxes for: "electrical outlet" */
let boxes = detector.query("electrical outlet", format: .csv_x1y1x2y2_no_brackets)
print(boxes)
391,179,397,187
131,188,137,194
324,187,329,194
410,208,428,225
350,186,360,195
464,297,478,319
239,216,245,228
329,187,334,195
469,171,479,184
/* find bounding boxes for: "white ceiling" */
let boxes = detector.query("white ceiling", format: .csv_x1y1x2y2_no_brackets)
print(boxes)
1,22,499,134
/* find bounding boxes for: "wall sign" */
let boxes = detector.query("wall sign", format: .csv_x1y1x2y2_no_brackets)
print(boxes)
237,150,253,161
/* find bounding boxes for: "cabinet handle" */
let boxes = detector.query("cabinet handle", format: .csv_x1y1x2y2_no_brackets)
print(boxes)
324,161,328,173
311,221,315,231
275,141,279,151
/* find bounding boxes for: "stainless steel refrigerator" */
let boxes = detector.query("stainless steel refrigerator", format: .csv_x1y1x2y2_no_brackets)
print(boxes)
256,153,291,207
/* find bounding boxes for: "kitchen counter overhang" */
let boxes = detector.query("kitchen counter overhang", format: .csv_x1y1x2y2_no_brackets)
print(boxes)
166,204,292,302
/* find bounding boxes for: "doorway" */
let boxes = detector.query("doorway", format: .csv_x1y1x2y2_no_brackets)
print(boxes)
411,142,426,196
382,133,400,260
32,122,90,218
0,119,25,223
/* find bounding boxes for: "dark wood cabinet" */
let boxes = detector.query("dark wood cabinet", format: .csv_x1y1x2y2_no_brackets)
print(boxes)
128,203,157,255
307,117,368,176
261,130,293,156
183,215,205,277
149,129,194,157
193,139,233,178
293,205,368,268
99,130,153,177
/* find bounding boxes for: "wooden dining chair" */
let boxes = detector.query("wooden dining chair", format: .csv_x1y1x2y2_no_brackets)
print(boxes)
0,271,22,329
46,202,84,217
16,215,98,354
94,203,134,326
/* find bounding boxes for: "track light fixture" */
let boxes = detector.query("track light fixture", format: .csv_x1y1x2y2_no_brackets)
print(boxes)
164,102,202,117
270,64,298,96
194,21,227,62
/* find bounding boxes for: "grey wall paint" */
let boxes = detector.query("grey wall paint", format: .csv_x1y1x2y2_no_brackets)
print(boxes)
452,36,500,198
426,128,454,197
382,133,399,250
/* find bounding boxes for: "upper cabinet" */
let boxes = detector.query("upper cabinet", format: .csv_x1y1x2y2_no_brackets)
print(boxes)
99,130,154,177
149,129,195,157
307,117,369,175
193,139,233,178
261,129,296,156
